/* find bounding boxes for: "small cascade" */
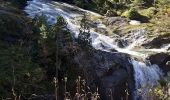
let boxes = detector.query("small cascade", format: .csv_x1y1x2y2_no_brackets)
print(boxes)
125,29,147,50
131,60,162,100
161,44,170,51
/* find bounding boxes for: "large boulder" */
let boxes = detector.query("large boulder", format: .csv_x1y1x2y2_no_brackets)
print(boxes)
142,36,170,49
61,45,136,100
148,53,170,74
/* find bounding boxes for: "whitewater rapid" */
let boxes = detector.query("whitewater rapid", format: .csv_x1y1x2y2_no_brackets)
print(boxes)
24,0,167,99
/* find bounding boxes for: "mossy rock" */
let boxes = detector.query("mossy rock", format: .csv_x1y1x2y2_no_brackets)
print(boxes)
132,0,145,6
121,8,149,22
146,7,157,18
132,0,155,7
121,8,140,19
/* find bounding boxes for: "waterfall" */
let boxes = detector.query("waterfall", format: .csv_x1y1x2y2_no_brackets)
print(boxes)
24,0,164,99
131,60,162,100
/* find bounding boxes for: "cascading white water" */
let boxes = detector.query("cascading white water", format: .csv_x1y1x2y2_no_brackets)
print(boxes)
131,60,162,100
24,0,167,99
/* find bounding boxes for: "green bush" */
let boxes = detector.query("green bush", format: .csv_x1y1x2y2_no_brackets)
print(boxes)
132,0,155,7
146,7,157,18
156,0,170,7
121,8,141,19
133,0,145,6
73,0,85,8
121,8,149,22
117,10,122,16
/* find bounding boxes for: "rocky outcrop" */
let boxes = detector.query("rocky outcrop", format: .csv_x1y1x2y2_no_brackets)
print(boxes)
148,53,170,74
60,41,135,100
106,17,128,26
142,35,170,48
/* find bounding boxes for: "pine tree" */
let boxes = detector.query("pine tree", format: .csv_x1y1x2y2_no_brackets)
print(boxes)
78,13,92,48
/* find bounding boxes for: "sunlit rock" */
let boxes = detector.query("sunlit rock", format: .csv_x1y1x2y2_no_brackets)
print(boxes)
129,20,141,25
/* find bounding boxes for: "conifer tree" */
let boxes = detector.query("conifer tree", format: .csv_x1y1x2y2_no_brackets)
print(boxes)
78,13,92,48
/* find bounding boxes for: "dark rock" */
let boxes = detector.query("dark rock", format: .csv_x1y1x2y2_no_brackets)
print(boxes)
142,36,170,48
68,46,136,100
149,53,169,65
148,53,170,74
104,10,117,17
166,61,170,66
102,69,128,100
95,28,108,35
110,48,117,52
106,17,128,26
116,40,125,48
115,39,128,48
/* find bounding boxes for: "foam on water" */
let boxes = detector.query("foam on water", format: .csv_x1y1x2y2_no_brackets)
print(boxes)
131,60,162,99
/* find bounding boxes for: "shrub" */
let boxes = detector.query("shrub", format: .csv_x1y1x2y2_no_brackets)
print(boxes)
148,75,170,100
121,8,141,19
117,10,122,16
132,0,145,6
146,7,157,18
156,0,170,7
73,0,85,8
132,0,155,7
122,8,149,22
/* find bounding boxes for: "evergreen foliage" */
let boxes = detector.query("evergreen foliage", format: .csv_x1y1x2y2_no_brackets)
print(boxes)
78,13,92,48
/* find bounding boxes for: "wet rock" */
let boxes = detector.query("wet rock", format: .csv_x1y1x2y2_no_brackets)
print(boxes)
69,47,135,100
120,29,147,49
166,61,170,66
116,40,124,48
92,19,102,27
102,68,127,88
95,28,108,34
148,53,170,74
142,36,170,48
115,39,128,48
104,10,117,17
168,47,170,50
149,53,169,65
102,69,128,99
106,17,128,26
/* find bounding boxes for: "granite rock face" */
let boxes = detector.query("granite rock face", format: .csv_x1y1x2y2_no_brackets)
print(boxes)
148,53,170,74
60,40,135,100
